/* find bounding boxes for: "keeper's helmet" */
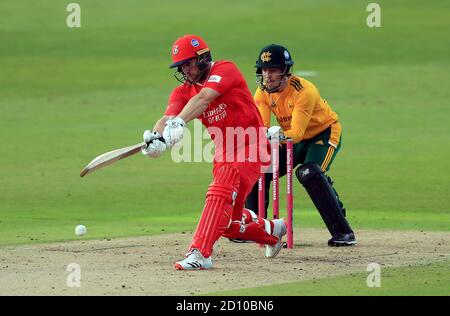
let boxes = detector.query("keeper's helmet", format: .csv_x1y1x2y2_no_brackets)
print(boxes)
255,44,294,92
170,34,212,84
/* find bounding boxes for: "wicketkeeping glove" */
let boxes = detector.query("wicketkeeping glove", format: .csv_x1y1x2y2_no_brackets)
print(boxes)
141,130,167,158
163,117,186,148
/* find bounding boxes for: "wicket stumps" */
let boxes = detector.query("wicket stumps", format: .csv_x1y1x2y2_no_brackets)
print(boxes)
258,139,294,249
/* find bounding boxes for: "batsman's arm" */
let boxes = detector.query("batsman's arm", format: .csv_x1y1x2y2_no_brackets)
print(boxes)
176,88,220,123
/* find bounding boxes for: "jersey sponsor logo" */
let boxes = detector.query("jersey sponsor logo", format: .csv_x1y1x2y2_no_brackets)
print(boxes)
203,103,228,124
277,116,292,124
191,39,200,47
261,51,272,62
207,75,222,83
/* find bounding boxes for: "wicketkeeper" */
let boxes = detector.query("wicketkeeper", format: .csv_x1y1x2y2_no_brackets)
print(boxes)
141,35,288,270
245,44,356,246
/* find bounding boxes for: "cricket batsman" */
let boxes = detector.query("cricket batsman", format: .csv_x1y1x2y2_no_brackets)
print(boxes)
245,44,356,246
141,35,287,270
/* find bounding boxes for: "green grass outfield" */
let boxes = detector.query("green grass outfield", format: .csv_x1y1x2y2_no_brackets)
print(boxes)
206,260,450,296
1,0,449,295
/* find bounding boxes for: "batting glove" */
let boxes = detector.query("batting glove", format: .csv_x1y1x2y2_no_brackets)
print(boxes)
163,117,186,148
141,130,166,158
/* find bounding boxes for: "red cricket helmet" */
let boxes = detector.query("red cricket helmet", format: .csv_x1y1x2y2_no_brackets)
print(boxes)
170,34,210,68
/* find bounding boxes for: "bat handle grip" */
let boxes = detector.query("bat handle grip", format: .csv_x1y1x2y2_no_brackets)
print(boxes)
145,136,165,147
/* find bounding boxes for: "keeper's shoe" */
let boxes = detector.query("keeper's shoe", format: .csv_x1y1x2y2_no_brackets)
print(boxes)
174,249,213,270
328,232,357,247
265,219,287,258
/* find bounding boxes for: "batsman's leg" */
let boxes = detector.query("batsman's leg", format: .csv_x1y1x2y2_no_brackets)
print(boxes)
223,162,287,258
223,209,286,258
175,164,240,270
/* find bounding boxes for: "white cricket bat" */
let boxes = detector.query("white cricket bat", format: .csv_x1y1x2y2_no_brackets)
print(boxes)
80,142,147,177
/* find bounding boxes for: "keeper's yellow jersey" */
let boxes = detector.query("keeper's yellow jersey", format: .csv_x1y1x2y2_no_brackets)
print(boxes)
254,76,341,146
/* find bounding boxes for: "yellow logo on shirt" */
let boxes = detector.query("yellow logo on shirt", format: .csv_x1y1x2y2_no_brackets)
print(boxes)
261,51,272,62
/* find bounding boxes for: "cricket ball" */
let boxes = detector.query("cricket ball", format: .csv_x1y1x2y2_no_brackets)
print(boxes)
75,224,87,237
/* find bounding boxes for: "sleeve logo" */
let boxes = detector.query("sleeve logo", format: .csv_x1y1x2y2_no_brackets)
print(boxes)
207,75,222,83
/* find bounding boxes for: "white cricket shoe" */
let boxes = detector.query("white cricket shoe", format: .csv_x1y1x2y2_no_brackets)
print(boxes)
174,249,213,270
265,219,287,258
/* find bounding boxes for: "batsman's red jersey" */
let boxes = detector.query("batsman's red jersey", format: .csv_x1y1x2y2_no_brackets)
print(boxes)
165,60,270,164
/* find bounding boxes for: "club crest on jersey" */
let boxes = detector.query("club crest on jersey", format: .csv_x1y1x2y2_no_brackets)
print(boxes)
173,45,179,55
261,51,272,62
191,39,200,47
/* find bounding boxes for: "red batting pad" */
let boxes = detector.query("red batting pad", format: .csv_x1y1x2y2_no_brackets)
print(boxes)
189,165,240,258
